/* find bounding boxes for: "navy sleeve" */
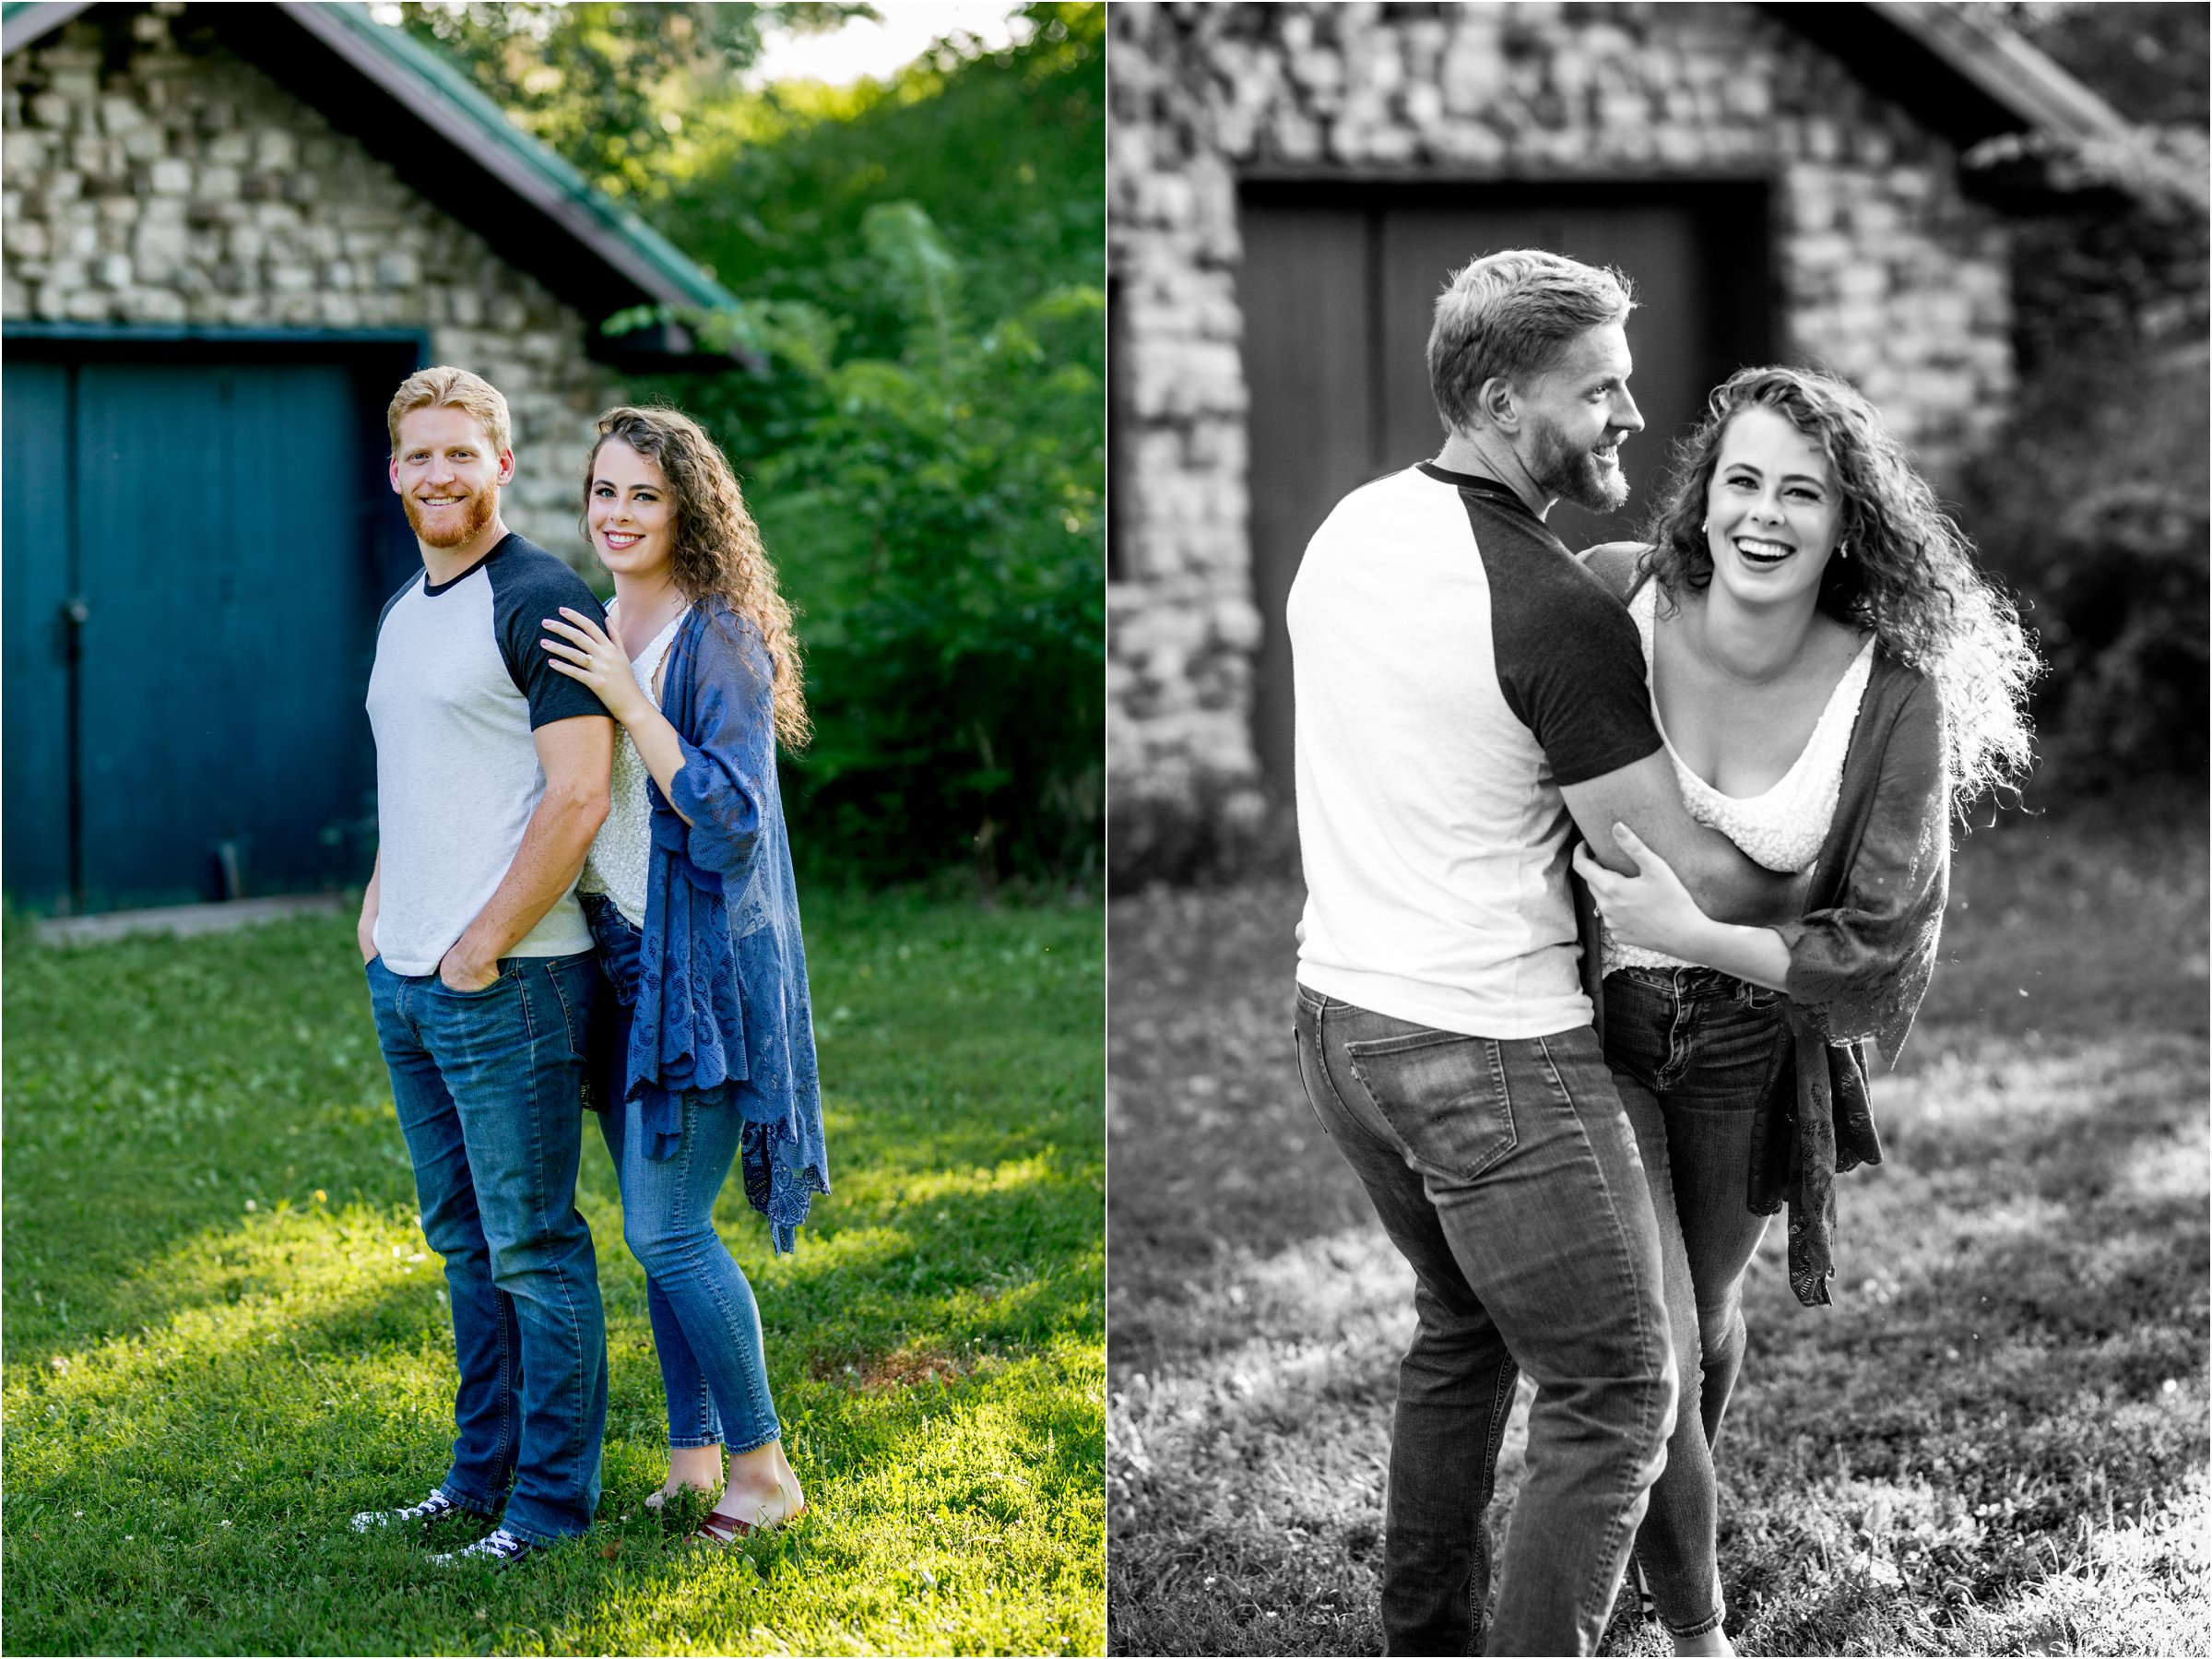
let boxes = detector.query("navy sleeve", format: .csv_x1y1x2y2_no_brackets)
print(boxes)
488,540,612,728
1487,537,1662,786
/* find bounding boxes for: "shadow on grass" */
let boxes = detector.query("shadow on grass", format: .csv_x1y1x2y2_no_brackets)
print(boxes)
6,1174,1103,1654
5,900,1104,1655
1106,803,2208,1657
1108,1061,2209,1655
5,1142,1098,1378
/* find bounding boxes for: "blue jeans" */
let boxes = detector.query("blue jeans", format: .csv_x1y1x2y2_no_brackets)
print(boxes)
1295,987,1676,1657
365,952,609,1545
1602,966,1785,1640
583,895,783,1456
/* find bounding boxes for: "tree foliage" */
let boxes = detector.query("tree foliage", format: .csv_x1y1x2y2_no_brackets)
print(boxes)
746,243,1105,883
401,4,1106,881
658,6,1104,883
391,2,868,198
660,2,1104,352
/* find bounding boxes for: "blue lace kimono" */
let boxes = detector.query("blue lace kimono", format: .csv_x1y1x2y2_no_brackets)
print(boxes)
623,600,827,1253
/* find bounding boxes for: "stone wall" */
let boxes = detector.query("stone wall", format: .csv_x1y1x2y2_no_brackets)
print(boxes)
1108,0,2017,880
1,6,620,562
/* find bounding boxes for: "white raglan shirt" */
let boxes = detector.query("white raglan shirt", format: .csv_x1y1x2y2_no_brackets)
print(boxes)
365,533,609,976
1289,463,1662,1038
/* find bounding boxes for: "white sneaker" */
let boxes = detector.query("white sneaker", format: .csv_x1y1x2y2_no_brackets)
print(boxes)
431,1525,538,1567
350,1489,463,1533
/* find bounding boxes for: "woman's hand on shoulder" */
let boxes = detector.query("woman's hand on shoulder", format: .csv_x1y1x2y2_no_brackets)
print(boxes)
542,607,652,726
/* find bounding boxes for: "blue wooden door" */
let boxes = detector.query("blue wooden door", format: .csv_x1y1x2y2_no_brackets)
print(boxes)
3,361,77,911
4,357,381,912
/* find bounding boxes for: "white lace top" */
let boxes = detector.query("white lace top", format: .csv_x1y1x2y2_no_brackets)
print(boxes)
576,600,685,928
1603,580,1876,975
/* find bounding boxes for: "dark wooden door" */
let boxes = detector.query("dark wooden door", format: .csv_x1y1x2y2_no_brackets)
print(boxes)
1239,183,1770,794
4,357,385,912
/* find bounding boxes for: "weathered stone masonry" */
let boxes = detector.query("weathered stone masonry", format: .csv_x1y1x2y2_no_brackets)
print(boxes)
1108,1,2017,875
2,6,618,559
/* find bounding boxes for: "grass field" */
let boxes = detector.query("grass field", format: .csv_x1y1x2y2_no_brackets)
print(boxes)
1106,791,2209,1656
3,891,1104,1656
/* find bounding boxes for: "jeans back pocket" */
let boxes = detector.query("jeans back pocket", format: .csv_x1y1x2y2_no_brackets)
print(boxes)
1343,1027,1518,1180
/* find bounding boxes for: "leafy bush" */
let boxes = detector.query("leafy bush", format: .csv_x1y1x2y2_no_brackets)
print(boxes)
1958,125,2208,791
650,208,1104,884
628,9,1107,883
2003,456,2207,782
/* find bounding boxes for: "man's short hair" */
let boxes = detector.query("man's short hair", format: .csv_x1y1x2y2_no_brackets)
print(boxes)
386,365,512,457
1426,250,1637,433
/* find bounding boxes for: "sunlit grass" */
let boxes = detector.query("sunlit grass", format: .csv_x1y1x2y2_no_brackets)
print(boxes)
4,891,1104,1655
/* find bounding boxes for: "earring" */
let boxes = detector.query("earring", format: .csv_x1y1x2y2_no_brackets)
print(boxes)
1839,541,1851,560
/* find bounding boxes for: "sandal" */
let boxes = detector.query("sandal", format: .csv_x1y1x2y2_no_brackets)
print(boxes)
690,1507,759,1546
690,1473,805,1546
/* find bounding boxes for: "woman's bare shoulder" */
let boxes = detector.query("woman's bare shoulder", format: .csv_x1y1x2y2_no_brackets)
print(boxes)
1813,610,1875,666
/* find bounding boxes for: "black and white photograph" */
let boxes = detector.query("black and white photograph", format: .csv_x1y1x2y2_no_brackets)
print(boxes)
1105,4,2207,1655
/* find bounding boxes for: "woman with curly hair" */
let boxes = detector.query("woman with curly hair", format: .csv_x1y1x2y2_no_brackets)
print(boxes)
539,405,822,1544
1570,365,2035,1654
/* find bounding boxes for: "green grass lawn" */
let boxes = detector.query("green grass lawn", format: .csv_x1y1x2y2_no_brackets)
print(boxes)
3,891,1104,1656
1106,790,2209,1656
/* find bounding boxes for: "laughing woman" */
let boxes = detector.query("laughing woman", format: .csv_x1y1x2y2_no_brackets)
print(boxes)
1571,366,2036,1654
540,405,825,1544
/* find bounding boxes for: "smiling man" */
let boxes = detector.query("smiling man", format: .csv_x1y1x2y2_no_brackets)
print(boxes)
351,366,614,1565
1285,250,1793,1655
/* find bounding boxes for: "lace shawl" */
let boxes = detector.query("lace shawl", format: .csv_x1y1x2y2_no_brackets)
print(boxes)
627,603,829,1252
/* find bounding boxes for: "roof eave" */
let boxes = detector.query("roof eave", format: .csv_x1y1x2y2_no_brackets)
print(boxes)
1865,1,2130,144
0,0,93,55
1767,1,2140,208
277,4,736,319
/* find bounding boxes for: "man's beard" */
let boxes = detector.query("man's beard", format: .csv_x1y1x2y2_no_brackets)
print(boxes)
403,484,497,550
1527,416,1629,514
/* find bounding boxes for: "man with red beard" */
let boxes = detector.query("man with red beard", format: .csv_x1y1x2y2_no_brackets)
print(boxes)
1286,251,1793,1653
351,366,613,1565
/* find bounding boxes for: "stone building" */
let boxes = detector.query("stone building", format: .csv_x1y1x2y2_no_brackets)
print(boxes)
1106,1,2128,880
2,0,738,913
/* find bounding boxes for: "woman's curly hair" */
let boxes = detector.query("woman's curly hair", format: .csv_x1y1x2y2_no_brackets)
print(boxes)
582,405,810,751
1641,365,2037,812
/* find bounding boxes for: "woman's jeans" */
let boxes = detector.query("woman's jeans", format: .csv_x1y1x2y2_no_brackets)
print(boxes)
1602,966,1786,1640
583,894,783,1456
1295,986,1676,1657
